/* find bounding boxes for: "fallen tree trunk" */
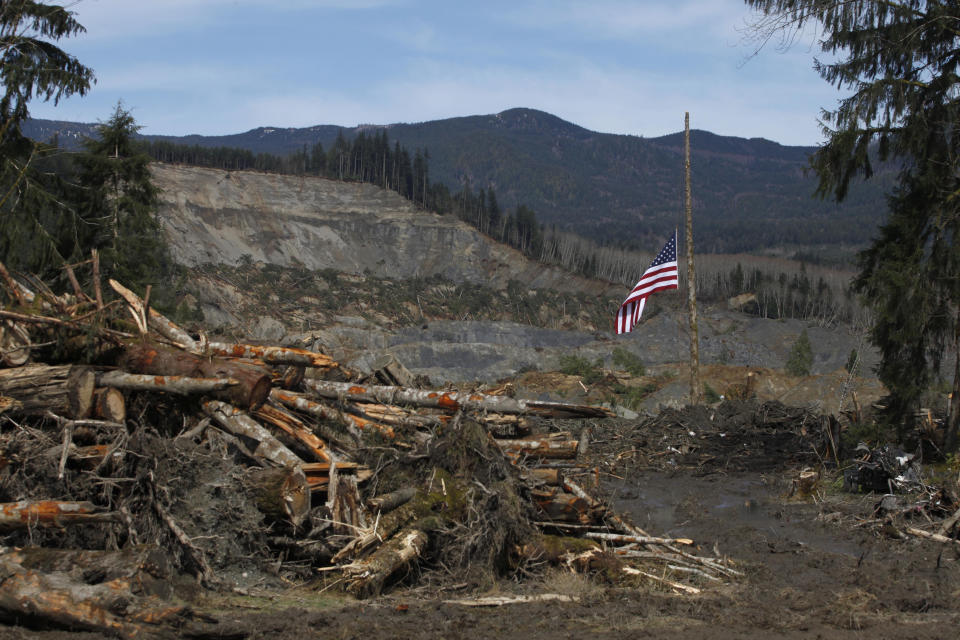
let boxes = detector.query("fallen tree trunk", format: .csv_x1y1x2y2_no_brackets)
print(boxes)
344,528,429,598
304,379,614,417
120,342,271,409
206,342,336,368
97,370,238,396
254,402,334,463
270,388,396,440
0,557,144,638
0,364,95,419
0,500,121,532
496,438,580,460
366,487,416,514
244,466,310,527
148,308,196,349
2,544,174,597
202,400,303,468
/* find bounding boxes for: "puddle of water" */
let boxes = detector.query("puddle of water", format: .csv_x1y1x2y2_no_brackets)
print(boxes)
605,472,862,558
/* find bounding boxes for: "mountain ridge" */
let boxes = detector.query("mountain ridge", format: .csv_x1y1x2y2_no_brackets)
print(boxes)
24,108,892,258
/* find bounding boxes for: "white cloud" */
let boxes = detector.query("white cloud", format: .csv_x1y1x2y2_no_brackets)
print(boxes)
504,0,747,41
65,0,403,40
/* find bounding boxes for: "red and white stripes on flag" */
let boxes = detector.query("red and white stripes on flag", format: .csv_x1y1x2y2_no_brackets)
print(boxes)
615,231,679,334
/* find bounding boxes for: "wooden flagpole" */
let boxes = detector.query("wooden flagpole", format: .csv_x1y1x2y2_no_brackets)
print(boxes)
684,113,702,404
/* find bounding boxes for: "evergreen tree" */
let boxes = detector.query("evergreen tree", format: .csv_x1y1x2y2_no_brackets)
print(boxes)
786,329,813,377
745,0,960,449
0,1,93,274
75,103,170,293
486,186,501,239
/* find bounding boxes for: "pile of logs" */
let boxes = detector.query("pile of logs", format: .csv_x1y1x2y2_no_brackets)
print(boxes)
0,259,739,637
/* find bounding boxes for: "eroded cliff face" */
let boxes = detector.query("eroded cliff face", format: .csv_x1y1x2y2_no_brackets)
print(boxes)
153,163,614,295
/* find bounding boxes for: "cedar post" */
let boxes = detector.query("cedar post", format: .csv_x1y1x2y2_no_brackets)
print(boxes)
684,112,702,404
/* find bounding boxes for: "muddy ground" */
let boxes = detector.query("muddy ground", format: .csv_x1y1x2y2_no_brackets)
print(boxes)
4,399,959,640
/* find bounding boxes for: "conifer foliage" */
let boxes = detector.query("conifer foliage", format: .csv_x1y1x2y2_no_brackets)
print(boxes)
746,0,960,449
0,0,94,274
75,103,171,291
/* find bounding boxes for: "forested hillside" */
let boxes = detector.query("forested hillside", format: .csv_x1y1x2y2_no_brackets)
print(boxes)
24,108,895,261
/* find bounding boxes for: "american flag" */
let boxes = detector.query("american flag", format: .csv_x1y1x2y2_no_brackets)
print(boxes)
616,231,679,334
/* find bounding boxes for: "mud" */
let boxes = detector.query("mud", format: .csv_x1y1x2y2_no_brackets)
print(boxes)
4,401,960,640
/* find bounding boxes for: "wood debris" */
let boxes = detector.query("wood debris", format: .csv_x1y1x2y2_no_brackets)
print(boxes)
0,258,740,637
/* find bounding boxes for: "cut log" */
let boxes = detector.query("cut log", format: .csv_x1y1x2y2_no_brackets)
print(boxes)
206,342,336,368
367,487,416,514
244,466,310,527
149,308,197,350
349,401,440,428
0,500,121,532
120,342,271,409
344,527,429,598
254,402,334,463
202,400,303,468
2,544,174,597
0,552,167,638
270,388,396,439
91,387,126,422
496,438,580,460
118,341,204,376
97,370,238,396
304,379,614,417
0,363,95,418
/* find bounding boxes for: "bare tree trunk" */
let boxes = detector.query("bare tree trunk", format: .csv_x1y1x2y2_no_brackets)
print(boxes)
120,342,271,409
0,500,120,531
684,112,702,404
0,364,95,418
946,310,960,452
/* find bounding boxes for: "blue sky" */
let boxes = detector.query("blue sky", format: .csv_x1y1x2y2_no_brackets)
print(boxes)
30,0,840,146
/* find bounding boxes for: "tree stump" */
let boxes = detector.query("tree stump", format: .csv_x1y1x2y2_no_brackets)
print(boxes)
244,466,310,527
